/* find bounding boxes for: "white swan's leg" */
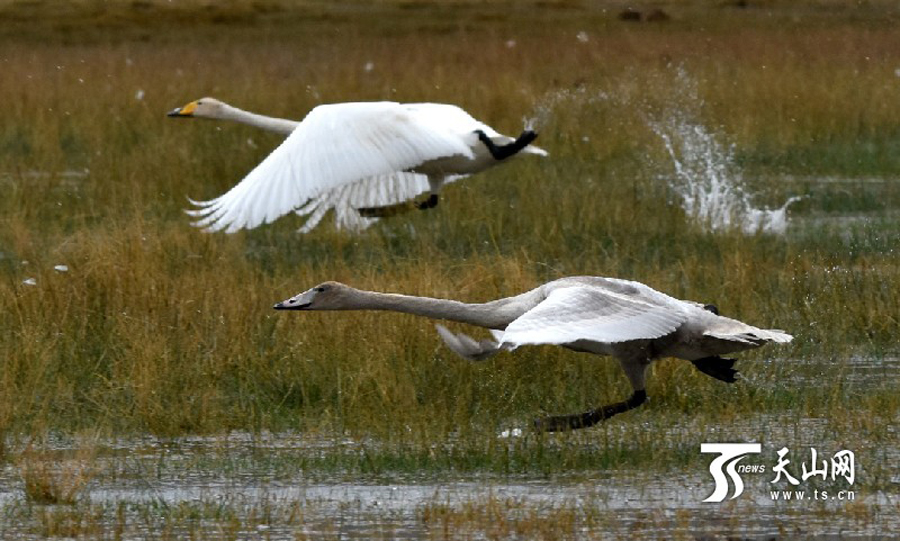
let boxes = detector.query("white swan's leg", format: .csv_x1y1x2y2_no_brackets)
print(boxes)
356,194,439,218
356,174,443,218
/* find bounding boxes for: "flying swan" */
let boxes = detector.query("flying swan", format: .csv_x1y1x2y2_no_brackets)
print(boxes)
168,97,547,233
274,277,793,431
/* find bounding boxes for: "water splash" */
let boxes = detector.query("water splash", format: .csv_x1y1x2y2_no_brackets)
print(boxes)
525,86,610,133
525,73,801,234
650,104,801,235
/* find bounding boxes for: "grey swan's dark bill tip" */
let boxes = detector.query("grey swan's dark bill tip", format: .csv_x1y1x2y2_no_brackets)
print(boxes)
273,301,308,310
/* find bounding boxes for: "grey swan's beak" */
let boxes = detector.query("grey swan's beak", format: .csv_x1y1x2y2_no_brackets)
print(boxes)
273,299,310,310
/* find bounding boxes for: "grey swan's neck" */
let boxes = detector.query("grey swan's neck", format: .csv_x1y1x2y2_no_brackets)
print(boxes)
343,289,531,330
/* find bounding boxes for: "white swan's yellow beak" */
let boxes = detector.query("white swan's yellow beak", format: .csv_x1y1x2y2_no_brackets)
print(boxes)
167,100,197,117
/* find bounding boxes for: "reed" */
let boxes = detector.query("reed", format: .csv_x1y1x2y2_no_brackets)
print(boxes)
18,443,97,505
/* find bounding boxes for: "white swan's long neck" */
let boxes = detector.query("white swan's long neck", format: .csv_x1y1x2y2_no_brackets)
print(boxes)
342,289,531,330
219,104,299,135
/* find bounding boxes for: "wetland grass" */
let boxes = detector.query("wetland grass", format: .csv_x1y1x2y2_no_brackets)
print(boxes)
0,1,898,537
18,442,97,505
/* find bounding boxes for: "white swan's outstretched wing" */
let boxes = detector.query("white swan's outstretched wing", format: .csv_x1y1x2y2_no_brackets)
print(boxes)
188,102,477,233
293,172,433,233
499,285,689,348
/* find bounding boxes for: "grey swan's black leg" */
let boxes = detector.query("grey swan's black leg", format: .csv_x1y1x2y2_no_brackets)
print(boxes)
475,129,538,161
534,390,647,432
691,356,739,383
357,194,439,218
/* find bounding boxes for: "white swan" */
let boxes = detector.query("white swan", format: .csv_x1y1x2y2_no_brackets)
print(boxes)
274,277,793,431
167,98,547,233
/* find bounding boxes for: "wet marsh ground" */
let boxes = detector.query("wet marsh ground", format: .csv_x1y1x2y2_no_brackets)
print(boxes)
0,0,899,538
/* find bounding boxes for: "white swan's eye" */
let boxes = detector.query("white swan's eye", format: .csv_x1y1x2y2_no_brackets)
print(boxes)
314,286,327,293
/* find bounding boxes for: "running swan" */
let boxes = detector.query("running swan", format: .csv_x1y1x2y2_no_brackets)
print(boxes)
274,277,792,431
168,98,547,233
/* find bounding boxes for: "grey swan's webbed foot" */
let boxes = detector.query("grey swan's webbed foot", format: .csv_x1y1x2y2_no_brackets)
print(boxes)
475,129,538,161
357,194,439,218
534,390,647,432
416,193,439,209
691,304,739,382
691,356,739,383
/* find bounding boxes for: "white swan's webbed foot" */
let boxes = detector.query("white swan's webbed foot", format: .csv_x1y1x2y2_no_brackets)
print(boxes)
690,356,739,383
475,129,538,160
356,194,439,218
534,390,648,432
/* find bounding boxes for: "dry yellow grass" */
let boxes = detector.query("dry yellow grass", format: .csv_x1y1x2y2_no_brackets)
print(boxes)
18,443,97,505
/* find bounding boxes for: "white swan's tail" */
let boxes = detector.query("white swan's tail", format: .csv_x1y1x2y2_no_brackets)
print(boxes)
435,325,502,361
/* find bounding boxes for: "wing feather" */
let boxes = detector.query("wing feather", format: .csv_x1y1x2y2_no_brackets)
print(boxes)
292,172,433,232
499,285,688,348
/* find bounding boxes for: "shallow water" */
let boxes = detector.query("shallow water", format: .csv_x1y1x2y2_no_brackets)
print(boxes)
1,473,894,539
1,356,896,539
2,394,897,540
2,455,895,539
